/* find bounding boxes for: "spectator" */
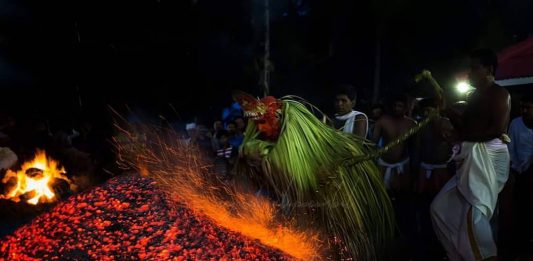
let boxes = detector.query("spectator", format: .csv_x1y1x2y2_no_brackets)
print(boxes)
185,122,198,146
417,97,454,196
371,93,418,258
333,84,368,138
227,121,244,148
508,94,533,176
210,120,224,152
415,97,454,260
501,94,533,258
234,117,247,133
371,94,417,193
213,130,237,179
368,104,384,141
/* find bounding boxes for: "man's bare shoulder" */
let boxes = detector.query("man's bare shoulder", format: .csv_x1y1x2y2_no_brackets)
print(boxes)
355,114,366,120
492,84,510,98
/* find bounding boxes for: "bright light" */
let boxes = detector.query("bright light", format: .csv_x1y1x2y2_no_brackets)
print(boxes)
456,82,473,94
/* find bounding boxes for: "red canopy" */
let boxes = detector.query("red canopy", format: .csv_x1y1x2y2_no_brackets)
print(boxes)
496,37,533,80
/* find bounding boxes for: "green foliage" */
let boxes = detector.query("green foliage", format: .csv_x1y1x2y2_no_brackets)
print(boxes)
236,98,394,260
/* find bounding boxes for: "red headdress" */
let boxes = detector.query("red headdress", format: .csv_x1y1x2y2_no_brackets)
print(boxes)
233,91,282,140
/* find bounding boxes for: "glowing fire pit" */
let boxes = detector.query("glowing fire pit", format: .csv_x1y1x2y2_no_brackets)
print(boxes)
1,150,72,205
0,175,294,260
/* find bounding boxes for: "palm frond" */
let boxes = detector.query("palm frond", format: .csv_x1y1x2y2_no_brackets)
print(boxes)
236,98,394,260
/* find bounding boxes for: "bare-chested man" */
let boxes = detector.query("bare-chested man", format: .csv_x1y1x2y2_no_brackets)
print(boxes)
417,98,454,196
431,49,511,261
372,94,418,256
372,94,417,192
415,98,455,260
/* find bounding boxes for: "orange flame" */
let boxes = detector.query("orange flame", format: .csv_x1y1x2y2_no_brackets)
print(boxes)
1,150,70,205
160,172,321,260
114,120,323,260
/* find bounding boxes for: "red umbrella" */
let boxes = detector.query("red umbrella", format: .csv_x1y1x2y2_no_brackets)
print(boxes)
496,37,533,86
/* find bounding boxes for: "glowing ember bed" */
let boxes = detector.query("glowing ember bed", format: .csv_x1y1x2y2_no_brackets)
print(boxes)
0,175,292,260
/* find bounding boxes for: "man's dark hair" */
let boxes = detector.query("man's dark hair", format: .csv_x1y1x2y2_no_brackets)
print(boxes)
522,94,533,104
384,93,409,114
335,84,357,101
470,48,498,76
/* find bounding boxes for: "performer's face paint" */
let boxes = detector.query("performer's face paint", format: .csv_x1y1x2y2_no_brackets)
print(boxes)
234,92,282,140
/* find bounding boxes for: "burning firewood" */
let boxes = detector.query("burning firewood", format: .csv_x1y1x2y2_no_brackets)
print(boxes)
25,167,43,178
0,150,72,205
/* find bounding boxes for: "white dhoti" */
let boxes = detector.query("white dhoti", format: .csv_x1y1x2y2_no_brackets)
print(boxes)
431,139,509,261
378,158,409,190
421,162,448,179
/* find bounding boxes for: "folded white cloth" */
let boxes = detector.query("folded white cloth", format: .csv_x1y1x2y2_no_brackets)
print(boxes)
421,162,448,179
335,110,368,136
185,123,197,130
431,138,510,260
378,158,409,190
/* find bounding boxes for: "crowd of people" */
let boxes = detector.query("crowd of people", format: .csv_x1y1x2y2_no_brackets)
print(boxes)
184,49,532,260
0,47,530,260
182,115,246,180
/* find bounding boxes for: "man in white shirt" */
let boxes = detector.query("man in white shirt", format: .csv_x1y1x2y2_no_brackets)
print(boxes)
332,84,368,138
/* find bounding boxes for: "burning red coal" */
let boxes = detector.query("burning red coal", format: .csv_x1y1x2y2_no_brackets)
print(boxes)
0,175,293,260
112,116,321,260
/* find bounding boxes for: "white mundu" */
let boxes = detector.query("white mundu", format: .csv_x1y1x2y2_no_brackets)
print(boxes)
431,138,509,261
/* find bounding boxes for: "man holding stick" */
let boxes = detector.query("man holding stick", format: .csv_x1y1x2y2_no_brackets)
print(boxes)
430,49,511,261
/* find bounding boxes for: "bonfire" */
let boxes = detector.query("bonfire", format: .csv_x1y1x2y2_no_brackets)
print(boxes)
1,150,72,205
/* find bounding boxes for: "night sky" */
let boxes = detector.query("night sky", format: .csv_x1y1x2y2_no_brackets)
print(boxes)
0,0,532,123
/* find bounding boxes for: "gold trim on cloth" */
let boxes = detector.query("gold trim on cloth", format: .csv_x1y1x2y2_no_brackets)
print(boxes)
467,207,483,260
